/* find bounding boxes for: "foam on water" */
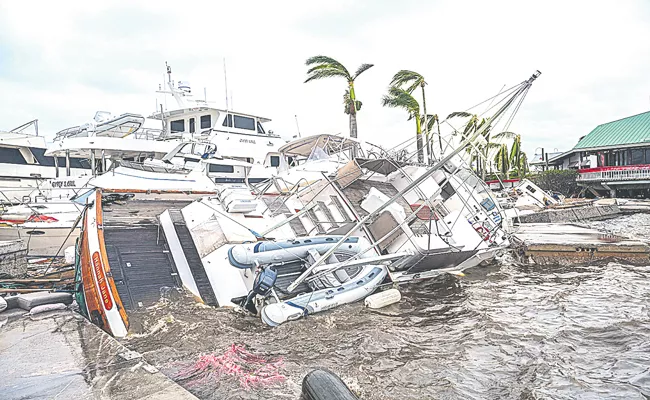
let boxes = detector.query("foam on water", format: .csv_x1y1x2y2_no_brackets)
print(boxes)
124,215,650,399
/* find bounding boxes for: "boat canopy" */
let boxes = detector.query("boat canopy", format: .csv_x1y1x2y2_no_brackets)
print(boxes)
278,134,360,157
356,158,405,176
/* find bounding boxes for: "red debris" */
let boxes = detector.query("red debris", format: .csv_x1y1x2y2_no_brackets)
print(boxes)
173,344,286,389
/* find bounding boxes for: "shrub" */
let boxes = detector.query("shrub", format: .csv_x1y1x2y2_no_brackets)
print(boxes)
530,169,579,196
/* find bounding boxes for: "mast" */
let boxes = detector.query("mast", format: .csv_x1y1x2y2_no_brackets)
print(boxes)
286,70,541,293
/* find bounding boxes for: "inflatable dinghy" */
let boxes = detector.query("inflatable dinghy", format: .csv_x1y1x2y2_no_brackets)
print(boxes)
228,236,389,326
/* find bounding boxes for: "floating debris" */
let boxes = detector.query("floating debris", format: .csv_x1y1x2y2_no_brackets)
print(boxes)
171,344,286,390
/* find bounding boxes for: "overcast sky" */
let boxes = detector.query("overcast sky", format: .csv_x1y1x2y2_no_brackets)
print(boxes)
1,0,649,157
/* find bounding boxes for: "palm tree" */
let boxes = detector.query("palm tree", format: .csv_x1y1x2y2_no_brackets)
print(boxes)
305,56,374,140
494,143,511,179
421,114,443,160
493,131,527,178
447,112,494,179
390,70,430,162
381,86,424,163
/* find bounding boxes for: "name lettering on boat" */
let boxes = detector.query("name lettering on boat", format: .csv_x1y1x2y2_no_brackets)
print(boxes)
92,251,113,311
51,180,76,188
239,138,256,144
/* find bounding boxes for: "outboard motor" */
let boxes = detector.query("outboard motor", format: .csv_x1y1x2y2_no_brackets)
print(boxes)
241,267,277,314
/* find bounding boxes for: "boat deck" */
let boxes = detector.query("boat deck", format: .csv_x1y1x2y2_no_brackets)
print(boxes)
512,223,650,265
102,198,192,310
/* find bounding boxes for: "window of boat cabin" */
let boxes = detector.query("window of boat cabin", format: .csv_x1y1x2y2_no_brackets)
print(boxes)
208,164,234,173
189,118,195,133
0,147,27,165
257,122,265,134
222,114,233,127
270,155,280,167
234,115,255,130
171,119,185,133
201,115,211,129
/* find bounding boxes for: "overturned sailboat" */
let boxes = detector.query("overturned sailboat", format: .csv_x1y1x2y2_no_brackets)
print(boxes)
75,71,541,335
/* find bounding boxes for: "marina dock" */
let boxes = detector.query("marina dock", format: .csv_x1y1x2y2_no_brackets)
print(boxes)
0,307,197,399
512,223,650,265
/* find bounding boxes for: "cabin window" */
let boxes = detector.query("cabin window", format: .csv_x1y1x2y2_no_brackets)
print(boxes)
0,147,27,165
270,155,280,167
288,156,297,166
631,149,644,165
209,164,234,173
201,115,211,129
222,114,233,127
170,119,185,133
257,122,265,134
525,185,537,194
234,115,255,130
645,149,650,164
189,118,195,133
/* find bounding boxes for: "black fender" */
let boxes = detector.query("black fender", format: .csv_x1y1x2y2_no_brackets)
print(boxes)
301,368,358,400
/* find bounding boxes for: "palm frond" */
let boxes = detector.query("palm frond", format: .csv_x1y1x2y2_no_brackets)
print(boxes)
390,70,424,93
447,111,473,119
353,63,374,79
494,144,510,175
304,69,351,83
304,55,351,82
381,86,419,118
421,113,438,132
493,131,518,140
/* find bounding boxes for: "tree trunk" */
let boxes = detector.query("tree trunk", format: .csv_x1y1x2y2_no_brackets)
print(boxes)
421,85,429,164
349,112,358,139
349,112,358,158
415,115,424,164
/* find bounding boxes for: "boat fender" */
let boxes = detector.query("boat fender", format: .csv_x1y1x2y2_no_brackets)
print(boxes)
364,288,401,309
364,289,402,308
29,303,67,315
0,296,6,313
301,368,359,400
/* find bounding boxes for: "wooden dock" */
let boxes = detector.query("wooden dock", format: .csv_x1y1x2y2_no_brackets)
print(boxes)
512,223,650,265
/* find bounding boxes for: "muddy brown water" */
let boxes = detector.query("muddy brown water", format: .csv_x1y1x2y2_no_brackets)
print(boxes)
124,215,650,399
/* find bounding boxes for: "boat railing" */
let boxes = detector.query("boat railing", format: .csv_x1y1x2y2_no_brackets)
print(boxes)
118,160,190,175
577,166,650,182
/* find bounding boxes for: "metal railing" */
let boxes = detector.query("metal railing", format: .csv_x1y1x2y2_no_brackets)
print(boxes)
578,166,650,182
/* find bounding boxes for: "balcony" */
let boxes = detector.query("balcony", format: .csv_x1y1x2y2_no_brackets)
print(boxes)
577,165,650,182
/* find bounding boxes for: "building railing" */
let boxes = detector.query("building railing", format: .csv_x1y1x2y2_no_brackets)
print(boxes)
577,165,650,182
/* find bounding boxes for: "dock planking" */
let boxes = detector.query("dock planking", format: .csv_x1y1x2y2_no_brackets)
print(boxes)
512,223,650,265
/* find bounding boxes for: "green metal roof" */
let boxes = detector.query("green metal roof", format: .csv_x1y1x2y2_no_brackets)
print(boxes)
574,110,650,150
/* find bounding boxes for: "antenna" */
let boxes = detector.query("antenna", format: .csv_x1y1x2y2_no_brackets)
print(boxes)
223,58,229,110
204,87,207,102
294,115,302,138
166,61,172,84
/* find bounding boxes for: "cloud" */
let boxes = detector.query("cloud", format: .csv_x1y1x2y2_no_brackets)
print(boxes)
1,0,649,159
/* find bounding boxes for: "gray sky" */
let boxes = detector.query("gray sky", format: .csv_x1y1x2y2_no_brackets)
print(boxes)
1,0,649,157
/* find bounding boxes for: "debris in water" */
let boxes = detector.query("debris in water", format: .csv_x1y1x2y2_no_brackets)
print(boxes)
171,344,286,390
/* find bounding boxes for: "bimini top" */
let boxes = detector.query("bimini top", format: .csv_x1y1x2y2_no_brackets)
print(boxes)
278,134,361,157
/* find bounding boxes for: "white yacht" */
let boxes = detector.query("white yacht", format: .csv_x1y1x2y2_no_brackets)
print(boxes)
0,120,90,204
0,64,288,255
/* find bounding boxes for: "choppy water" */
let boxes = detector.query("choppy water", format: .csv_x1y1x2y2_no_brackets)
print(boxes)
125,215,650,399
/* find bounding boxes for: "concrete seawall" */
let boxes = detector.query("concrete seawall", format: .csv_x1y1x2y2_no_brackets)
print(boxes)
517,205,620,224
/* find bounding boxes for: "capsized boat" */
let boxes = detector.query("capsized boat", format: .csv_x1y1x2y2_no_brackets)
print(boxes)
74,70,541,334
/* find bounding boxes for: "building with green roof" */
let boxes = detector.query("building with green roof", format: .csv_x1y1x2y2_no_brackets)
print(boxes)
548,110,650,197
